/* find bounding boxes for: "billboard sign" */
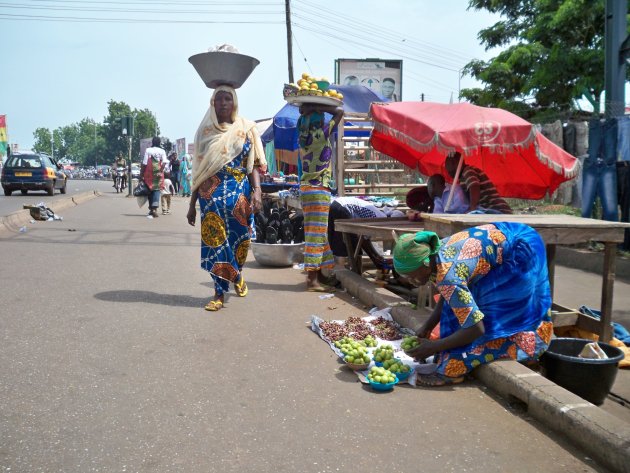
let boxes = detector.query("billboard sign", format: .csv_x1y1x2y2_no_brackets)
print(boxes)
335,59,402,101
176,138,186,156
188,143,195,155
139,138,152,161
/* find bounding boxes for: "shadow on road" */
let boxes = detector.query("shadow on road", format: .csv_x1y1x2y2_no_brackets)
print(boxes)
95,290,207,308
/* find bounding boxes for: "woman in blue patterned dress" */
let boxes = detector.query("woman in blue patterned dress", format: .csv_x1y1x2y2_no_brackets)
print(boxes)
393,222,553,386
187,86,267,311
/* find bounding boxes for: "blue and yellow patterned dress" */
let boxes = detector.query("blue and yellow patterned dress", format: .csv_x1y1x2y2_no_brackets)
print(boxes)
433,222,553,378
198,139,255,297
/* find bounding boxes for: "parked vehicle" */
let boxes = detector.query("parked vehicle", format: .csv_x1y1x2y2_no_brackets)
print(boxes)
1,151,67,196
131,163,140,179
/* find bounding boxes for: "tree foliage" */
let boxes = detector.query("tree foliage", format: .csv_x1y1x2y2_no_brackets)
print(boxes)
31,100,166,165
462,0,625,119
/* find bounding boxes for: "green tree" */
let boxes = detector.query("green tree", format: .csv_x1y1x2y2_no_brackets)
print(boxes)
462,0,625,119
32,127,53,155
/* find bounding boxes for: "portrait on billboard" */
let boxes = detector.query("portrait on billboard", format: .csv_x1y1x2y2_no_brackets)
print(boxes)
336,59,402,101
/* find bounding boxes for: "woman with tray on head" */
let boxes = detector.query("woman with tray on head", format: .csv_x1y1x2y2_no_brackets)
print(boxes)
297,101,344,292
187,85,267,312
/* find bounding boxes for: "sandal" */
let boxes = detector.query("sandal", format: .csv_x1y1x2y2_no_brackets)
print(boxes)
307,285,336,293
415,373,465,387
235,277,248,297
204,300,224,311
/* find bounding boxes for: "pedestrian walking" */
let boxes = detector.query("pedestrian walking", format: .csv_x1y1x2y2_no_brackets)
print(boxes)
186,86,267,312
170,152,181,194
180,154,192,197
140,137,169,219
161,177,175,215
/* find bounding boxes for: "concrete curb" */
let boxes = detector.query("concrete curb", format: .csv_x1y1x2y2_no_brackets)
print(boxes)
335,268,630,473
0,191,99,235
556,246,630,282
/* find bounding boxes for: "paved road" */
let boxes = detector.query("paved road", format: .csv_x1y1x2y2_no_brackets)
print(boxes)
0,179,118,216
0,194,613,473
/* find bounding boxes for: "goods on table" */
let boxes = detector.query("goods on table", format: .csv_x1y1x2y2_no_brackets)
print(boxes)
382,359,411,375
363,334,378,347
255,199,303,244
373,345,395,363
367,366,397,385
334,337,371,365
370,316,400,341
401,335,421,352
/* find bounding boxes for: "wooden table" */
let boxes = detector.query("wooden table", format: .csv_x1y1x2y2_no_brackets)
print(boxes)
335,214,630,342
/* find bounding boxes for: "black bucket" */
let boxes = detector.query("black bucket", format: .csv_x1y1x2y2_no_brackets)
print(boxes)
540,337,624,405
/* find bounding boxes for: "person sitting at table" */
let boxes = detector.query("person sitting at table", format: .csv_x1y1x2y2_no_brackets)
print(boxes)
328,196,404,265
405,184,434,222
427,174,469,213
445,152,512,214
392,223,553,387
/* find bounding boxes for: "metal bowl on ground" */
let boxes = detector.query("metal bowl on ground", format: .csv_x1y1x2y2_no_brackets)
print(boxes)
251,242,304,267
188,51,260,89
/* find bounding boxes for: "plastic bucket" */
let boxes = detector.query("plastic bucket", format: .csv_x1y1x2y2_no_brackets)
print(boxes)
540,337,624,405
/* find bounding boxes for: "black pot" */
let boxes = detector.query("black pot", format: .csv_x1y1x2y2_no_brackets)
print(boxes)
540,337,624,405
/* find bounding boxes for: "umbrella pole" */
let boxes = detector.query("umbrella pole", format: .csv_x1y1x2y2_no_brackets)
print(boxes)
444,154,464,212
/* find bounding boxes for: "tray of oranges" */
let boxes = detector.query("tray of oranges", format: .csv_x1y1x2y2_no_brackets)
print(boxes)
283,72,343,106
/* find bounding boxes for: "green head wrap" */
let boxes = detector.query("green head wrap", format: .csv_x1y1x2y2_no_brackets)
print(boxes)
393,231,441,274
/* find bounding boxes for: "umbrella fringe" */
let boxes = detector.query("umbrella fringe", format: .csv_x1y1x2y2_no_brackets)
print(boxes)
373,122,456,154
374,120,581,178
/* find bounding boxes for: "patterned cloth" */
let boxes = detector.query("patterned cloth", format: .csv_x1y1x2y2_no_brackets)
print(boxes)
433,222,553,378
460,165,512,214
198,140,254,297
302,185,335,271
297,112,337,189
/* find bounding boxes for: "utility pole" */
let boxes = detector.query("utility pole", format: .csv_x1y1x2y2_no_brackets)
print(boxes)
285,0,294,84
604,0,627,117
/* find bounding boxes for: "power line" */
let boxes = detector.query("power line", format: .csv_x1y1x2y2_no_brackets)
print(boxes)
293,22,460,73
293,0,473,64
0,2,282,14
17,0,282,5
0,12,283,22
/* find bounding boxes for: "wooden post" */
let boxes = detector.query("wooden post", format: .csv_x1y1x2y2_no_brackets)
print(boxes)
546,244,556,299
285,0,294,84
600,242,616,342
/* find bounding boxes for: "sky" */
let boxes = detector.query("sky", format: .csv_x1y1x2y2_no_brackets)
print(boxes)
1,0,501,151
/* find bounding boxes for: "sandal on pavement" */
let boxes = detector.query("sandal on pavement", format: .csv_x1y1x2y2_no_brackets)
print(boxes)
416,373,465,387
204,300,224,311
235,277,248,297
307,285,336,293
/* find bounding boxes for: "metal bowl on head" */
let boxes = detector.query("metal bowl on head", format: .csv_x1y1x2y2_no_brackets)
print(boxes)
251,242,304,267
188,51,260,89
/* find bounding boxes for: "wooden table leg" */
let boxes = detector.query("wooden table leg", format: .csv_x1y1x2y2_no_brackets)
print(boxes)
342,232,358,273
600,242,616,342
546,244,556,300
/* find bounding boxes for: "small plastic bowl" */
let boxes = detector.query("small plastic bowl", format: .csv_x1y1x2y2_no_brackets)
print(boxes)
392,367,413,381
315,80,330,91
345,360,370,371
367,375,399,391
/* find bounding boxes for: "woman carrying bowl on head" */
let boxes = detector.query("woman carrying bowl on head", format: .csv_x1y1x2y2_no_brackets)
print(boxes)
297,102,344,292
393,223,553,387
187,86,267,311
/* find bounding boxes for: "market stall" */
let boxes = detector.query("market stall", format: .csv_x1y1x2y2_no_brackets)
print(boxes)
334,214,630,342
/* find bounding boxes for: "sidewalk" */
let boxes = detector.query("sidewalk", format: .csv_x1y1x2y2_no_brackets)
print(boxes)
0,193,628,473
335,265,630,473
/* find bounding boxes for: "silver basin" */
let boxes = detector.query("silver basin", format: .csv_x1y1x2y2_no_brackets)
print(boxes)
188,51,260,89
251,242,304,267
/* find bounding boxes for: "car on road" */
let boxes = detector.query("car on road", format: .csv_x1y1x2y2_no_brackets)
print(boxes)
1,151,67,196
131,163,140,179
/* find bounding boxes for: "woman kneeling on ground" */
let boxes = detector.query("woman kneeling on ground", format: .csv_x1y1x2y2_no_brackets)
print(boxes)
187,86,267,312
393,223,553,386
